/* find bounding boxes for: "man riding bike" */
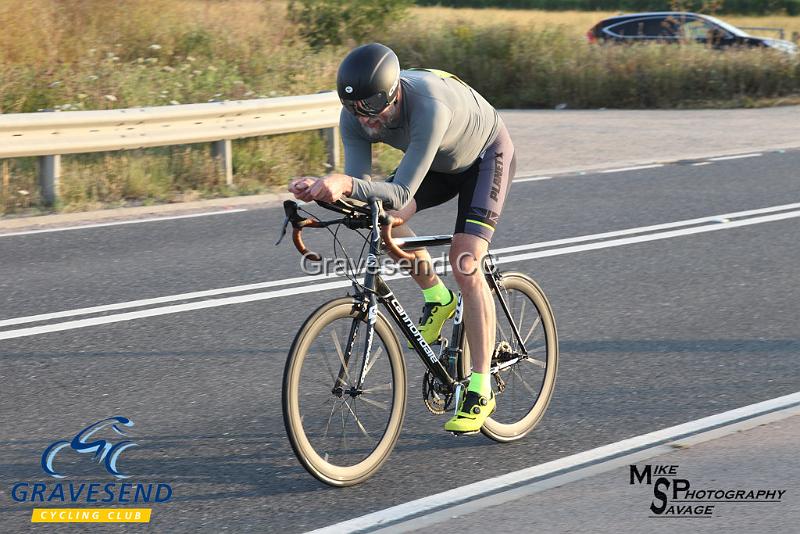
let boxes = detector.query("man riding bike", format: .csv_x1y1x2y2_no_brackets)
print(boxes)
288,42,516,434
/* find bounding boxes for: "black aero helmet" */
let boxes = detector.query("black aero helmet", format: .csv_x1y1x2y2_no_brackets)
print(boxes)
337,43,400,117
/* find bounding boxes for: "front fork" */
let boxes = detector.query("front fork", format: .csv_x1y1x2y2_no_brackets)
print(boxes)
334,198,383,396
331,282,378,397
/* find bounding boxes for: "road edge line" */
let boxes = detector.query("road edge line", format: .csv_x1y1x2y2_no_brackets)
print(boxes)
371,403,800,533
306,391,800,534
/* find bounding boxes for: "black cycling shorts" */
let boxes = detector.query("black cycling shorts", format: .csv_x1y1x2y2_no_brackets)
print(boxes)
408,123,515,243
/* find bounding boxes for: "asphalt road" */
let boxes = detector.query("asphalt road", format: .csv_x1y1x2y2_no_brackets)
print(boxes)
1,149,799,532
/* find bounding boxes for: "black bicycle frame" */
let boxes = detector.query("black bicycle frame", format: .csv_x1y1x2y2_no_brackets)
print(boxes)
347,198,529,392
345,199,454,390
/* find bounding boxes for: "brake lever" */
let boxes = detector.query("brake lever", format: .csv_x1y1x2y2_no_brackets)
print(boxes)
275,215,290,246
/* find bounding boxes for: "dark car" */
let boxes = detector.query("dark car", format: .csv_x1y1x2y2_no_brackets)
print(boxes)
587,12,798,54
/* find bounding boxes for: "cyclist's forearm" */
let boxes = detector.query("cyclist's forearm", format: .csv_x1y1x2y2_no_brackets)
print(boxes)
349,177,410,210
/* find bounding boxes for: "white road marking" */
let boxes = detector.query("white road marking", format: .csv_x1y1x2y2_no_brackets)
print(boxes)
514,150,777,180
0,279,358,341
0,209,248,237
708,153,763,161
514,176,553,183
307,391,800,534
0,202,800,328
1,204,799,341
495,209,800,265
4,202,798,330
491,201,800,255
599,164,664,174
0,272,339,328
0,150,782,240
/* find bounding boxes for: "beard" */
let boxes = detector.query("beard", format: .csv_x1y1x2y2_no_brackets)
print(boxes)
360,121,383,138
359,102,400,138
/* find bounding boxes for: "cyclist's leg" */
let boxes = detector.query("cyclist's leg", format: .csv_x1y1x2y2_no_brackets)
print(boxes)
386,198,434,285
387,170,459,289
388,171,461,345
445,124,516,432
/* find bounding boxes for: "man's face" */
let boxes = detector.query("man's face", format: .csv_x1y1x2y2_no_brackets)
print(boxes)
357,98,400,137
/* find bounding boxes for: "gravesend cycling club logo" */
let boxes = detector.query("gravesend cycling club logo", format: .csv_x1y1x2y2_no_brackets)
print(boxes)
9,416,173,524
630,463,787,518
42,416,137,479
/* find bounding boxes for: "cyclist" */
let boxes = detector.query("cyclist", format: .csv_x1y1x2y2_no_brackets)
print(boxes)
289,42,515,434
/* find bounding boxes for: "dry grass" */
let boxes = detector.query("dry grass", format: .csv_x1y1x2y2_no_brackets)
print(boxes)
0,1,798,215
409,7,619,36
0,0,292,65
410,6,800,40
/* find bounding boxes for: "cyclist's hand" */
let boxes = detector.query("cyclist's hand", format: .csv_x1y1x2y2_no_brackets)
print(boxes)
305,174,353,203
289,177,317,202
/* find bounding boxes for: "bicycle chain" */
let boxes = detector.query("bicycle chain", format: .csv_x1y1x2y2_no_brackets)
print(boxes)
422,371,453,415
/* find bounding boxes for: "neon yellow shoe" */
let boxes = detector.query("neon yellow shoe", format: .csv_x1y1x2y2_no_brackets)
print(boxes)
444,390,495,434
407,290,457,349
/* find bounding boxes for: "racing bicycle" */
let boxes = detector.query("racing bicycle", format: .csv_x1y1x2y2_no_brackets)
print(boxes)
277,197,558,486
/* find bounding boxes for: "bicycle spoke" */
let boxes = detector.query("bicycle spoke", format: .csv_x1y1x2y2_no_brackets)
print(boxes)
344,399,374,442
311,377,338,390
510,367,537,395
496,320,509,343
361,382,393,394
523,357,547,368
363,346,384,378
331,329,353,384
340,404,348,454
322,398,340,439
527,343,547,354
320,344,346,387
523,315,542,345
358,395,389,411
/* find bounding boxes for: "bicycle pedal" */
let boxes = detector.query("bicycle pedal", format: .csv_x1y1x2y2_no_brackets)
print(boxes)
448,430,480,436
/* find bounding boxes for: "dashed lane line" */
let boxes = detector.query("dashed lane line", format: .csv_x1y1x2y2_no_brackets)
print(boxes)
1,205,799,342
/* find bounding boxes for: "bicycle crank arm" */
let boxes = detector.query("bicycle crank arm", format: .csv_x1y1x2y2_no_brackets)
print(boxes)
491,358,520,374
491,355,546,374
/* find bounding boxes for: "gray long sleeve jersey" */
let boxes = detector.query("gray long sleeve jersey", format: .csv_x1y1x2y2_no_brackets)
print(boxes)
342,69,501,210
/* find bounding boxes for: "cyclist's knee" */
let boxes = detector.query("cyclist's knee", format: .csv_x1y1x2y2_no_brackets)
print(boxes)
386,199,418,264
449,233,488,287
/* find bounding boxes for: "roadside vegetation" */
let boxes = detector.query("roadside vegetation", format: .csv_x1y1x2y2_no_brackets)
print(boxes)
1,0,798,215
414,0,800,16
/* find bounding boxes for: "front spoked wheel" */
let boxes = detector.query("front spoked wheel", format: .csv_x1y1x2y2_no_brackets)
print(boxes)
282,297,407,487
461,272,558,442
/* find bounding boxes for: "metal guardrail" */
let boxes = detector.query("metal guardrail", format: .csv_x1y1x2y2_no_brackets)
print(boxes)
0,92,342,205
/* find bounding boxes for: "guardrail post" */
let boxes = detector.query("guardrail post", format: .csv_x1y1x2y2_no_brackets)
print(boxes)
323,126,341,171
2,160,9,195
793,31,799,44
211,140,233,186
38,155,61,206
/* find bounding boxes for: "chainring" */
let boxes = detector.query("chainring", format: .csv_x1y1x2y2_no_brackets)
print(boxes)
422,370,453,415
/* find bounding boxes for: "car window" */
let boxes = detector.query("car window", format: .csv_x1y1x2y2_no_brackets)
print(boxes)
681,19,726,40
605,17,680,38
702,15,749,37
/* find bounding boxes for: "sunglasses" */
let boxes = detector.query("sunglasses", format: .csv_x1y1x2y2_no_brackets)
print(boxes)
341,91,395,117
